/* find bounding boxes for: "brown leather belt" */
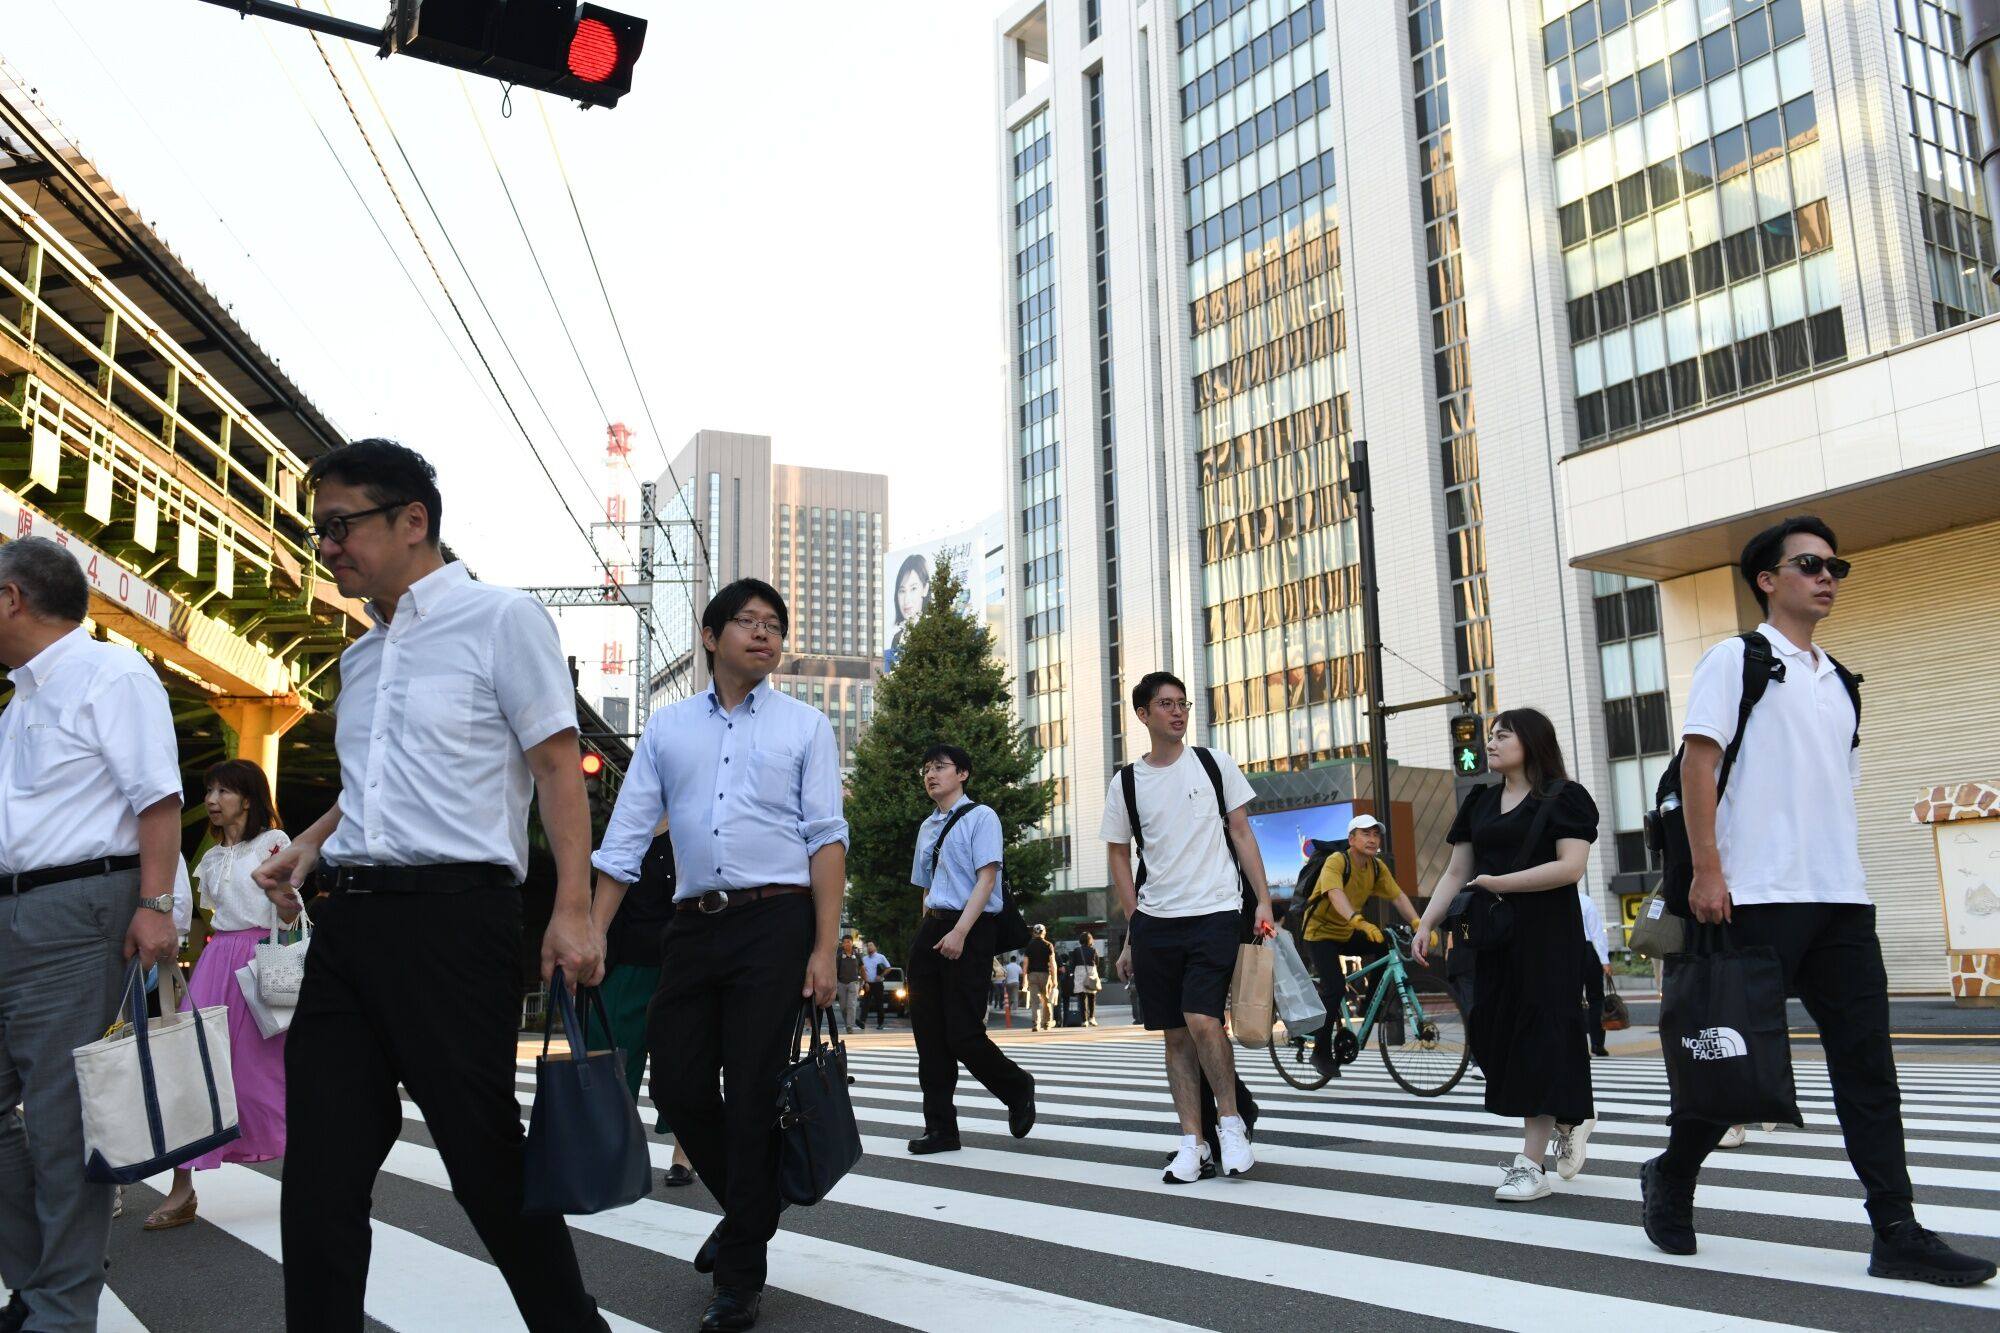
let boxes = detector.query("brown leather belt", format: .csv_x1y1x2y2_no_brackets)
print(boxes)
923,907,963,921
675,885,813,915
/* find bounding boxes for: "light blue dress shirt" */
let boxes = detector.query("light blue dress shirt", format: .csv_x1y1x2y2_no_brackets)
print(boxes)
910,796,1004,913
591,681,849,897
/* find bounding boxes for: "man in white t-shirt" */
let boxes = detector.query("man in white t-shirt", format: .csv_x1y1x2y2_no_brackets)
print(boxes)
1639,516,1993,1287
1103,671,1273,1185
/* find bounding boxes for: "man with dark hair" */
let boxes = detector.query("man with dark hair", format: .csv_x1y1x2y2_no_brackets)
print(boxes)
255,442,609,1331
1640,516,1993,1286
860,937,891,1029
592,578,846,1332
1023,922,1057,1030
1104,670,1274,1184
1,537,183,1333
903,743,1035,1155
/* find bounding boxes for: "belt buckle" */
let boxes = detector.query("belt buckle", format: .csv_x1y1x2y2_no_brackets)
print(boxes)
698,889,729,915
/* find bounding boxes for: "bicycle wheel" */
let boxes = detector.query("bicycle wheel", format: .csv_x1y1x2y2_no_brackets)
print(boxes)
1267,1017,1334,1091
1378,970,1470,1097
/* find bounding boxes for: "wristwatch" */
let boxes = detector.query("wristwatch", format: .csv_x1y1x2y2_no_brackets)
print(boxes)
138,893,175,915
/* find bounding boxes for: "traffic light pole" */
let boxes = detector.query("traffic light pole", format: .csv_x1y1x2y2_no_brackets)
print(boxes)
193,0,386,47
1349,439,1396,863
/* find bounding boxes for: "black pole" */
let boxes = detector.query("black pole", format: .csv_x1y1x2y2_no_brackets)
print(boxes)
1349,438,1394,864
191,0,388,48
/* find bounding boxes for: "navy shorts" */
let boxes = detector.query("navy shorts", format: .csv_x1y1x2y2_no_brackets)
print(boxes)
1129,909,1239,1031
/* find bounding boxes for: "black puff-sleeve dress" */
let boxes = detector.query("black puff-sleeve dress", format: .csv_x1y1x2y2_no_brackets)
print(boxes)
1445,780,1600,1124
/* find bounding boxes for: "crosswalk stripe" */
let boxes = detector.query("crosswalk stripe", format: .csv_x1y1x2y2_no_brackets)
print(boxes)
376,1138,1204,1332
0,1286,148,1332
135,1164,656,1332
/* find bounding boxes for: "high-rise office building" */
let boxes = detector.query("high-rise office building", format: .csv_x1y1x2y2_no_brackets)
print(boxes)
994,0,1998,989
651,431,888,768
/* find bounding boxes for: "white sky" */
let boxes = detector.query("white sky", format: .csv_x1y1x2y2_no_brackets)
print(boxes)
6,1,1009,702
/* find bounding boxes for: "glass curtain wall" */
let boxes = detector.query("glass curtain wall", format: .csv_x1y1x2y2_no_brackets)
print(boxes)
1894,0,1997,329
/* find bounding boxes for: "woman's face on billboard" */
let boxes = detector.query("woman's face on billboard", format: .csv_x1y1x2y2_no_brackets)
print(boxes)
897,566,927,620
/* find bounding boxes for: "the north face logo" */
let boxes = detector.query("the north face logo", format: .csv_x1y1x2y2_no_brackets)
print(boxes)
1682,1026,1748,1061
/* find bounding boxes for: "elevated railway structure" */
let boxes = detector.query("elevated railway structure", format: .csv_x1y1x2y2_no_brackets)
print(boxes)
0,59,367,801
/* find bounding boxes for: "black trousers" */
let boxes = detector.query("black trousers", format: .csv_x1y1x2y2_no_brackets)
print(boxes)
1308,935,1385,1053
648,893,815,1290
1660,903,1913,1228
907,914,1034,1136
866,976,888,1028
283,888,602,1332
1581,940,1606,1048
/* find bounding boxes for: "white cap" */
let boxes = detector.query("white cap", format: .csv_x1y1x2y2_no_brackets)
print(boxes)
1347,814,1383,832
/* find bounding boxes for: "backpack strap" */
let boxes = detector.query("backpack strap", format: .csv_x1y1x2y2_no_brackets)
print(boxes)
1118,762,1144,886
1828,654,1863,749
926,803,980,879
1718,631,1781,799
1193,747,1257,929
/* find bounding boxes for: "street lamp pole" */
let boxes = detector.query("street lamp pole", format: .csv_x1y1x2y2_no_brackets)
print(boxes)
1349,438,1395,863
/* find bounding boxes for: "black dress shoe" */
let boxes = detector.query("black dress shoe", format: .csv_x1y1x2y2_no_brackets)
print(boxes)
1591,1043,1609,1057
1639,1156,1697,1256
662,1163,695,1189
699,1286,761,1332
1,1293,28,1333
1869,1220,1997,1287
906,1131,961,1155
1008,1077,1036,1139
1311,1049,1339,1078
693,1222,722,1275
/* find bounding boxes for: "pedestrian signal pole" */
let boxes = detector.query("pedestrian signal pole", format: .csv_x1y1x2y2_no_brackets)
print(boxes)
1349,439,1395,863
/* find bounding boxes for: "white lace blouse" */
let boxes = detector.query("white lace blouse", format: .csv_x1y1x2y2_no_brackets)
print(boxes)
193,829,293,933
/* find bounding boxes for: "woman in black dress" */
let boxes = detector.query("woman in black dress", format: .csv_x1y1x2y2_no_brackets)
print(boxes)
1413,708,1600,1202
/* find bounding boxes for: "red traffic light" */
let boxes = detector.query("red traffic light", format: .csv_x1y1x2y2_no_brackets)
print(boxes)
568,16,619,82
580,752,605,777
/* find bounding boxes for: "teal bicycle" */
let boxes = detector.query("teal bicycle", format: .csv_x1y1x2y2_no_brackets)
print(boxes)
1269,925,1470,1096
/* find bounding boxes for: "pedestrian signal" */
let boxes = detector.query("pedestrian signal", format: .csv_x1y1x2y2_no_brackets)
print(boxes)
1449,713,1486,776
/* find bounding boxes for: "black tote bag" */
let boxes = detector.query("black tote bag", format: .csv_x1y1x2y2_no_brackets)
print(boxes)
775,1003,864,1206
1659,925,1802,1128
522,970,652,1216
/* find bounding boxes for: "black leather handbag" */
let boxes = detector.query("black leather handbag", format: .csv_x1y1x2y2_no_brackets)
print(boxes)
775,1003,863,1206
522,970,652,1216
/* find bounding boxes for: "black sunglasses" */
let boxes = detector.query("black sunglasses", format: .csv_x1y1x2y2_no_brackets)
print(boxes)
1774,553,1851,580
308,501,409,551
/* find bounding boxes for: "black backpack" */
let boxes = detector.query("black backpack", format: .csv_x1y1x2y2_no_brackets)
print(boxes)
1280,841,1395,939
1118,747,1257,939
1646,631,1861,917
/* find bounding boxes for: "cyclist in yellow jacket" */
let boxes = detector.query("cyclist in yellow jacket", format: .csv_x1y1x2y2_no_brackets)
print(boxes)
1300,815,1423,1077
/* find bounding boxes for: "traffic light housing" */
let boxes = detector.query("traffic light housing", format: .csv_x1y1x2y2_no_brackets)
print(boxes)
394,1,647,108
1449,713,1487,777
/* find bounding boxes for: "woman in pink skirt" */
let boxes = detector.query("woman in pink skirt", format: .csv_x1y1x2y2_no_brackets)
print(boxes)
144,759,295,1230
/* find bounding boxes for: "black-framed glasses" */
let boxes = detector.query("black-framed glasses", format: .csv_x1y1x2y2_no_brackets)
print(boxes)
728,614,786,638
1775,553,1851,581
308,501,408,551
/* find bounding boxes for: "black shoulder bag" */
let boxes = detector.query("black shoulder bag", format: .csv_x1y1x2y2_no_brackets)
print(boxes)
522,970,652,1216
1445,783,1563,953
930,803,1030,953
775,1003,864,1206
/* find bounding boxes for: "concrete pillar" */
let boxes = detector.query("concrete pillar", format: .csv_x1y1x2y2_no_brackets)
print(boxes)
212,696,309,788
1659,568,1762,733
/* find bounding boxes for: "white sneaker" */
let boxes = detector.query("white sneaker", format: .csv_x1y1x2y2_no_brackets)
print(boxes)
1217,1115,1254,1178
1163,1138,1210,1185
1494,1154,1551,1202
1718,1124,1749,1149
1551,1117,1596,1181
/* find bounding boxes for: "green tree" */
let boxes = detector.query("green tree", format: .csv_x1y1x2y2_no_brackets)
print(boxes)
846,557,1055,955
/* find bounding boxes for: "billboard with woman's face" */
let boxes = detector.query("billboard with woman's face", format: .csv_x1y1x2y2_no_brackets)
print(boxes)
883,528,981,671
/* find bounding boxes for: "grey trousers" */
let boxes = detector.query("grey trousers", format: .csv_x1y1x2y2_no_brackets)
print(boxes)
0,869,138,1333
836,980,862,1030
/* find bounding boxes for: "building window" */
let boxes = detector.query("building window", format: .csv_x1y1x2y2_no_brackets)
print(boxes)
1594,572,1673,885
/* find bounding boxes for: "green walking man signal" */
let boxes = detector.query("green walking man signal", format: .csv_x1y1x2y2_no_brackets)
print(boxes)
1450,713,1487,776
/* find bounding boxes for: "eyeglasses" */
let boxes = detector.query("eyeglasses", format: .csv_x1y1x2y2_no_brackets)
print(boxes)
1774,553,1852,581
728,614,786,638
1147,698,1192,713
308,501,407,551
920,760,958,775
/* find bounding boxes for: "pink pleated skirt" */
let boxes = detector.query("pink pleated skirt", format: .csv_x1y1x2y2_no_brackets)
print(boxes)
178,927,287,1169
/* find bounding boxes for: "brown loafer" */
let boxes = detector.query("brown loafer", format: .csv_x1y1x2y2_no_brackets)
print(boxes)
144,1194,198,1231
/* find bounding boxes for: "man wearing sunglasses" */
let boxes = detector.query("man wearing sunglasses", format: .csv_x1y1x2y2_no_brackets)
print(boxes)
254,439,611,1329
591,578,847,1332
1641,516,1994,1286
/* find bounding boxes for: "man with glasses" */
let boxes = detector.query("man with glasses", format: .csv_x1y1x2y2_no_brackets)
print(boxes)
1640,516,1994,1286
591,578,847,1332
253,439,611,1330
903,744,1035,1156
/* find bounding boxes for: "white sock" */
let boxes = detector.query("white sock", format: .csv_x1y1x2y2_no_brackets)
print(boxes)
1220,1115,1245,1132
1180,1134,1200,1149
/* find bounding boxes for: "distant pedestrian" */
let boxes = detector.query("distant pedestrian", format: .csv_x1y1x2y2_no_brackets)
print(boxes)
861,939,891,1029
904,744,1035,1155
836,936,864,1030
1023,924,1057,1030
145,760,295,1232
1578,887,1613,1058
589,577,847,1332
1070,932,1101,1026
1639,516,1994,1285
1103,671,1275,1185
1002,956,1022,1011
0,536,184,1333
1413,709,1600,1203
254,441,608,1331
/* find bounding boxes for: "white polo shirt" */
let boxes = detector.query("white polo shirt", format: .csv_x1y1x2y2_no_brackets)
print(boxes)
1681,622,1866,907
322,561,577,883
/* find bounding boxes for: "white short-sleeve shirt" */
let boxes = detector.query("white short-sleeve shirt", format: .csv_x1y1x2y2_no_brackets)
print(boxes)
321,562,577,883
1681,623,1866,906
1100,746,1257,918
194,829,293,932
